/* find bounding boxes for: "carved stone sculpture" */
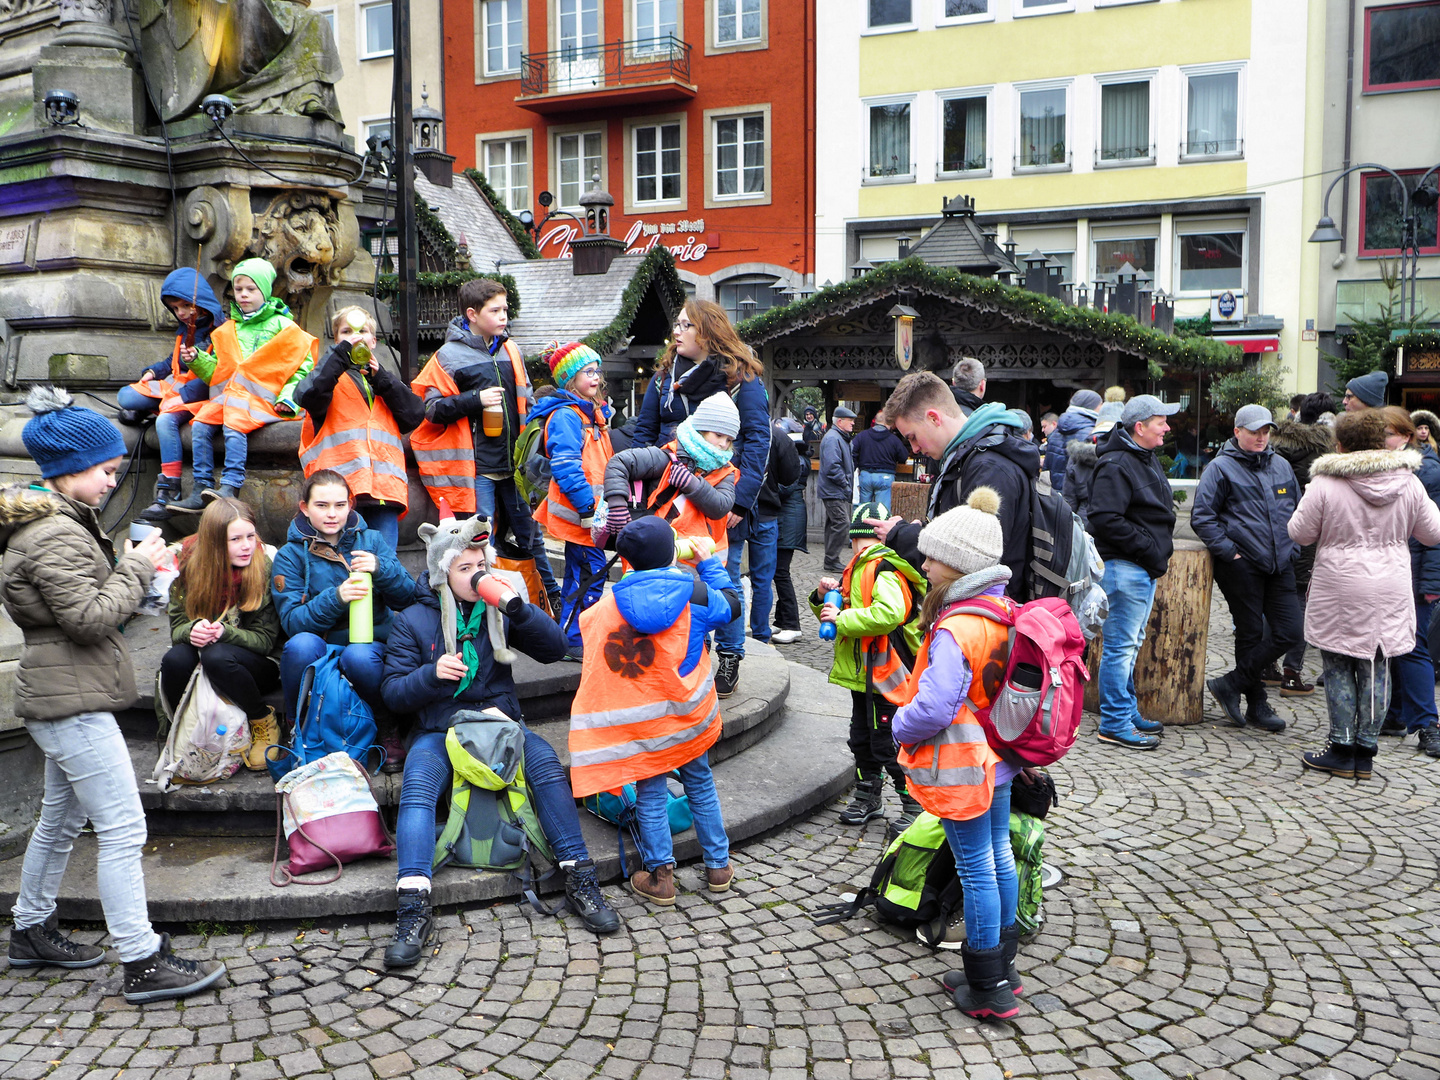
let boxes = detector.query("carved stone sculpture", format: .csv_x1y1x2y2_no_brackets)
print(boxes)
248,190,357,306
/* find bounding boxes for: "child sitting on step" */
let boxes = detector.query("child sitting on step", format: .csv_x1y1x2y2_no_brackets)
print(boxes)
813,501,926,832
569,517,740,907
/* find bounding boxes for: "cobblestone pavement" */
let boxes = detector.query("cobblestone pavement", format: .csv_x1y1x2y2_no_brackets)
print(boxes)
4,540,1440,1080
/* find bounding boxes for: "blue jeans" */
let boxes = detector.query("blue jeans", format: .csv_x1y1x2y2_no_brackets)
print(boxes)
280,634,385,722
856,470,895,512
716,516,779,654
941,780,1016,952
1386,596,1437,733
359,503,402,552
1098,558,1158,736
396,727,589,879
191,421,248,490
117,385,160,415
634,753,730,872
14,713,162,962
472,476,555,594
561,542,608,649
118,386,189,465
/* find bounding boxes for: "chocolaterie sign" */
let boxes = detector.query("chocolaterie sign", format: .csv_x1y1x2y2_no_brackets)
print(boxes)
538,218,712,263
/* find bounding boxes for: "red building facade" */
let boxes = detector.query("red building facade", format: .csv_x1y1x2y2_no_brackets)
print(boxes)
443,0,816,319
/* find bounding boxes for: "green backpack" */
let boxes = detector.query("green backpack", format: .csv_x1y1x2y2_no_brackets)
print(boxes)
433,713,553,875
813,812,962,931
512,416,550,508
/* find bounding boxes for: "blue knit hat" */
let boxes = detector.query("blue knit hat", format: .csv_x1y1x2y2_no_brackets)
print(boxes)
1346,369,1388,408
616,516,675,571
21,387,127,479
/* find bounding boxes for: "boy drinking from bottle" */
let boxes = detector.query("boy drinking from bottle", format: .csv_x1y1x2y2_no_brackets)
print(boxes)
813,502,927,831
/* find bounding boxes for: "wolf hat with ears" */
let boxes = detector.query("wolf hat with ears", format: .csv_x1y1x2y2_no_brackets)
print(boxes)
417,505,518,665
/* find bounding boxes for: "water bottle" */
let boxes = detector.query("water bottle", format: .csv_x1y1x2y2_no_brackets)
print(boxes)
674,537,695,562
818,588,843,641
349,572,374,644
197,723,227,755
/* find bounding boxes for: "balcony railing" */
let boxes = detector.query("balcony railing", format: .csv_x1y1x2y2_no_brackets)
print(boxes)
1181,137,1243,160
519,35,692,99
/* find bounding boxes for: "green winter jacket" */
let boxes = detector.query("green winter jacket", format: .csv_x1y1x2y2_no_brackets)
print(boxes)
810,542,926,692
190,281,312,412
167,556,281,656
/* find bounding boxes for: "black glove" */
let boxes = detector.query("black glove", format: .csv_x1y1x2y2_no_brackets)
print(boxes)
321,340,353,368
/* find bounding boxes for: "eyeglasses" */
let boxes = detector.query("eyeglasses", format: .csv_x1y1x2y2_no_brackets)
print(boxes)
673,319,695,332
1342,391,1356,402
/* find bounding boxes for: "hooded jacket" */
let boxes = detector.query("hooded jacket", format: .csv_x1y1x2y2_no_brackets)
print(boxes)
1088,426,1176,579
1190,439,1299,574
1288,447,1440,660
809,542,926,692
850,423,910,475
380,577,566,735
422,316,530,475
271,511,417,644
611,557,739,676
754,424,805,522
190,264,311,411
1270,420,1334,493
529,389,613,519
817,424,854,501
1043,406,1098,493
0,485,154,720
1062,439,1098,530
138,268,227,385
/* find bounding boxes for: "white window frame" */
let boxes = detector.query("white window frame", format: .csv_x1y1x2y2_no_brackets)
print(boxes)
358,0,393,60
1013,79,1072,173
862,93,916,185
479,131,533,214
1093,70,1156,169
624,114,687,213
937,0,994,25
552,125,607,210
1091,225,1160,278
936,86,992,179
1172,216,1248,297
315,6,337,43
479,0,524,77
704,104,771,208
714,0,762,44
1013,0,1073,19
630,0,680,50
864,0,916,34
1095,0,1157,7
1179,61,1245,162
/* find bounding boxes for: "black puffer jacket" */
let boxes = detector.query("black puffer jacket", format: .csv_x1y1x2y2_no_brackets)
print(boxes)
1412,444,1440,595
1190,439,1299,574
1088,427,1176,579
754,426,806,522
1270,420,1334,493
1063,439,1098,530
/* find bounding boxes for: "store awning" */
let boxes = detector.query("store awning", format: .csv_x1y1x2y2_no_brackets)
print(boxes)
1219,336,1280,353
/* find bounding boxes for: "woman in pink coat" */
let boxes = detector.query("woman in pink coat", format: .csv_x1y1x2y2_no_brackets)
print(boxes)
1289,409,1440,780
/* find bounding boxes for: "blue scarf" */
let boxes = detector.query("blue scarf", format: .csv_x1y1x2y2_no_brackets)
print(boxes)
675,418,733,473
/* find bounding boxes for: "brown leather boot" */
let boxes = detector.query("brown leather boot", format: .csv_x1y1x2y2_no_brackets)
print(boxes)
629,865,676,906
705,864,734,893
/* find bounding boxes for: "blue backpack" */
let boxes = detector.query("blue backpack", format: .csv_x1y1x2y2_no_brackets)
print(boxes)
266,647,379,782
581,777,694,876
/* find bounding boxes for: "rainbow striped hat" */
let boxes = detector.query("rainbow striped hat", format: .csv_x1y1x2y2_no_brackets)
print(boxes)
547,341,602,387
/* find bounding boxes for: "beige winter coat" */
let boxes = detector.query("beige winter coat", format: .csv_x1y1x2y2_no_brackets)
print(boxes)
1287,448,1440,660
0,485,155,721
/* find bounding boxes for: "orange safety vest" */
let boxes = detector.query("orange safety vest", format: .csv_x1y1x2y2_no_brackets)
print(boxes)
193,321,317,432
841,555,917,706
645,440,737,556
896,603,1011,822
127,339,204,413
409,340,531,514
568,590,720,799
298,372,410,510
533,403,613,546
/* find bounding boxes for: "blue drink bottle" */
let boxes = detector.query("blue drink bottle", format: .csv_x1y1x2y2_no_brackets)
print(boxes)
818,589,843,640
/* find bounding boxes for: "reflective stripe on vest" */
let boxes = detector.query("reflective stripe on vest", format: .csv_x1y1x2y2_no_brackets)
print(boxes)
645,440,736,554
533,403,612,546
410,355,477,513
209,321,317,433
298,370,411,507
567,596,721,799
895,607,1010,821
840,555,915,706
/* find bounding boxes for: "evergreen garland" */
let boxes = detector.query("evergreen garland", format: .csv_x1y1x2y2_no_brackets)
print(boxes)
374,270,520,319
462,168,544,260
1385,330,1440,361
415,195,458,262
736,257,1241,372
582,247,687,356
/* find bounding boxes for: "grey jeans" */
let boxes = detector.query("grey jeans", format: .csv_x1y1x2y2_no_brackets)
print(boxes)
1320,649,1392,751
14,712,161,962
823,498,851,568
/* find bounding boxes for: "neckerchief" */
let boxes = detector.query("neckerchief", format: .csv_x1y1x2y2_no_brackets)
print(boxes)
454,599,488,697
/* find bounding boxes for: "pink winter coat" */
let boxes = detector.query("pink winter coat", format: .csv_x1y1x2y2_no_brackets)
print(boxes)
1288,447,1440,660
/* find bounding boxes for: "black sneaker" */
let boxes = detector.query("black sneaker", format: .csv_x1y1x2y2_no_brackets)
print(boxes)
383,888,435,970
563,859,621,934
1379,716,1407,736
715,651,741,699
122,934,227,1003
1417,725,1440,758
8,924,105,970
1245,697,1286,733
167,490,207,514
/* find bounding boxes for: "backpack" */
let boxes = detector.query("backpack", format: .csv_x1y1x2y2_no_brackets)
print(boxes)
812,812,963,934
1027,486,1109,639
152,668,250,792
581,777,695,876
266,646,378,782
513,416,551,509
955,595,1088,767
1010,809,1046,935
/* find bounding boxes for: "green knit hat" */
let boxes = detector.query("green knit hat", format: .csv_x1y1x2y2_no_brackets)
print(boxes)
231,258,277,301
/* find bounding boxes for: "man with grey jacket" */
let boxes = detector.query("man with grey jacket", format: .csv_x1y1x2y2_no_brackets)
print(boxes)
818,407,857,572
1193,404,1301,733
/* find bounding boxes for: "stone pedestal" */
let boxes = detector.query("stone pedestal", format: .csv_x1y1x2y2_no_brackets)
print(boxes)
31,42,145,134
0,612,42,862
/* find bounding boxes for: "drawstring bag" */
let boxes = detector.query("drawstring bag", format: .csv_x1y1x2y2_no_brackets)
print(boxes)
271,751,394,886
152,668,249,792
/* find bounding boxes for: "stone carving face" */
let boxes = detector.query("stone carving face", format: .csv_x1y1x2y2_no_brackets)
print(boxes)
251,191,341,303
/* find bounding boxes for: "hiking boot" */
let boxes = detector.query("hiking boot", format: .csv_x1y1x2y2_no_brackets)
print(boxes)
919,908,966,951
715,651,741,699
383,888,435,969
168,489,208,514
771,629,802,644
1259,663,1283,687
564,859,621,933
7,923,105,970
1208,673,1246,727
122,933,227,1003
1000,923,1024,995
705,864,734,893
547,589,564,620
1131,716,1164,736
1301,742,1355,779
629,864,676,907
202,484,240,503
950,943,1019,1021
1379,715,1407,736
1096,728,1161,751
243,708,279,772
1244,696,1286,734
838,777,884,825
1417,724,1440,757
894,790,924,832
1353,745,1376,781
1280,667,1315,696
139,477,182,521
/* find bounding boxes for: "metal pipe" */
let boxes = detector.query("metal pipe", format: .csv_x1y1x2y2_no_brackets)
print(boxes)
392,0,419,382
1339,0,1356,254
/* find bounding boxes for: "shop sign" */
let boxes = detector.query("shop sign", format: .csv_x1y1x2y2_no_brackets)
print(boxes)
538,217,712,263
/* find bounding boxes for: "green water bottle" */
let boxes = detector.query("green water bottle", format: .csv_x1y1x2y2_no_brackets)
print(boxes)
348,572,374,644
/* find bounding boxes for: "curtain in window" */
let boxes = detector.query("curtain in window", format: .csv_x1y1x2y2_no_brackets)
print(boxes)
869,104,910,177
560,0,599,54
717,0,761,42
559,132,602,207
1019,89,1065,166
635,124,680,202
1186,72,1238,154
942,98,985,172
1100,82,1149,161
945,0,987,14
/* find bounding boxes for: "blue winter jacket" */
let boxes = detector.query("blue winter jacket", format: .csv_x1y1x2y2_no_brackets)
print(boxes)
271,512,417,644
141,268,227,384
1411,444,1440,596
380,578,566,735
611,557,739,676
632,359,771,519
1044,406,1097,493
529,390,613,519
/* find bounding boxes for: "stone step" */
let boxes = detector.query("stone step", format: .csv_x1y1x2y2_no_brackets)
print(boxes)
0,660,853,923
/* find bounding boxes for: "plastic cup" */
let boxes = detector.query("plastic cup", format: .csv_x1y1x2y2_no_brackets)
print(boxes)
129,521,160,544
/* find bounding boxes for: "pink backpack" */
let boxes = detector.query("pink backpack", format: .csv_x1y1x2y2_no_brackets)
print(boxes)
954,595,1088,767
